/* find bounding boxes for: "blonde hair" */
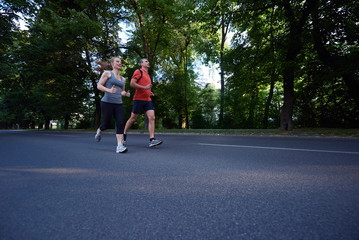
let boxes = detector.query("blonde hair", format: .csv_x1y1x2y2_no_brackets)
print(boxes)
94,57,121,72
110,57,121,65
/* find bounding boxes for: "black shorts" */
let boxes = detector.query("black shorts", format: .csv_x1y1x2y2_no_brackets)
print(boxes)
132,100,154,114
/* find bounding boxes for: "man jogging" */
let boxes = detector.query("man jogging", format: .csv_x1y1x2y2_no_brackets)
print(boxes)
123,58,163,147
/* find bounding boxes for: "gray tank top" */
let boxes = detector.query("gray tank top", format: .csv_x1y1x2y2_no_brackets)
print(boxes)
101,71,124,104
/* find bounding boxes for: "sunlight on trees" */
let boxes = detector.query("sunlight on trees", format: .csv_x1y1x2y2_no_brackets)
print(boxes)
1,0,358,130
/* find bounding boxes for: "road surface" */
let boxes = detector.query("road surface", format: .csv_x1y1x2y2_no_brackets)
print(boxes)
1,130,358,239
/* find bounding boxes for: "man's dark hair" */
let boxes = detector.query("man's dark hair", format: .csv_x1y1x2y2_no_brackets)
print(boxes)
139,58,148,66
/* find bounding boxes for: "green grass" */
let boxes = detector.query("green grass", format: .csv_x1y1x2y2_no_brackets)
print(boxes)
127,128,359,137
30,127,359,137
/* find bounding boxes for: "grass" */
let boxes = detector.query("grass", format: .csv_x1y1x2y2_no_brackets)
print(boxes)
127,128,359,137
26,127,359,137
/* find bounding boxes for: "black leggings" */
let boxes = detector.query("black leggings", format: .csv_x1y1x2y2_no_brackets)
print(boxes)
99,101,124,134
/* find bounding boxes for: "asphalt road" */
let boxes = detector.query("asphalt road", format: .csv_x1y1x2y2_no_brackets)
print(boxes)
1,130,359,240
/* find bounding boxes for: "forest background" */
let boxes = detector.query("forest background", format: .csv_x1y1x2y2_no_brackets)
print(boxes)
1,0,358,131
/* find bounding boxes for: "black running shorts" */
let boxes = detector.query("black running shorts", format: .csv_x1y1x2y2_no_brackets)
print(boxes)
132,100,154,114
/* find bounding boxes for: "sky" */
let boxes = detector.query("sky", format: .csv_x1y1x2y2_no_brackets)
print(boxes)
194,62,221,89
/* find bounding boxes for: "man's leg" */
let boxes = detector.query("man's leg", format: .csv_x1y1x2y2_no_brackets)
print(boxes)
124,112,139,135
146,110,155,139
146,110,162,147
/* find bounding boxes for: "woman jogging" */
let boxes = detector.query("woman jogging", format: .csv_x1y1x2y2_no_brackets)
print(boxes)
94,57,130,153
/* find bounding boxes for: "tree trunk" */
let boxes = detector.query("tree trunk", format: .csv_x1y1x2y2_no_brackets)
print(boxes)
219,53,224,128
280,64,295,131
64,115,69,130
264,11,277,129
263,70,275,129
248,89,257,129
184,42,190,129
280,1,317,130
184,85,189,129
219,11,227,128
45,118,50,130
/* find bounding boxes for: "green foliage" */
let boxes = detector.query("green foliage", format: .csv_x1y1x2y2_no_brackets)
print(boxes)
191,84,219,128
0,0,358,129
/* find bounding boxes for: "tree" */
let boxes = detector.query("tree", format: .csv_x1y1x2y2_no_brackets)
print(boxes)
11,4,101,129
311,0,359,108
2,0,358,130
125,0,199,129
278,1,316,130
195,0,234,128
0,0,34,128
191,83,218,128
73,0,127,128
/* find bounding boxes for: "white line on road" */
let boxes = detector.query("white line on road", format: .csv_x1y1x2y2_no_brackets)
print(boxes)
198,143,359,155
43,134,77,137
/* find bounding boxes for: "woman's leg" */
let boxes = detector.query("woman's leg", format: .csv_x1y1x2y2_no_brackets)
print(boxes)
114,104,125,146
95,101,114,142
100,101,114,131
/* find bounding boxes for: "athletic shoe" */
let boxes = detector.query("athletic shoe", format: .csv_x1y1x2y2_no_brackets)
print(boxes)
123,140,127,147
149,139,163,147
95,128,101,142
116,144,128,153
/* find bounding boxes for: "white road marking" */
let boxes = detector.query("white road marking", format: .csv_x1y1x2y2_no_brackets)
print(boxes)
198,143,359,155
43,134,77,137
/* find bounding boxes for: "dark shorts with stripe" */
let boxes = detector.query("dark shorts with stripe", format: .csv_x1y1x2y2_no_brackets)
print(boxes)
132,100,154,114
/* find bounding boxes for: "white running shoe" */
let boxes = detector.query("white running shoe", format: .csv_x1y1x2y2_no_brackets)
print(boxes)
95,129,101,142
116,144,128,153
